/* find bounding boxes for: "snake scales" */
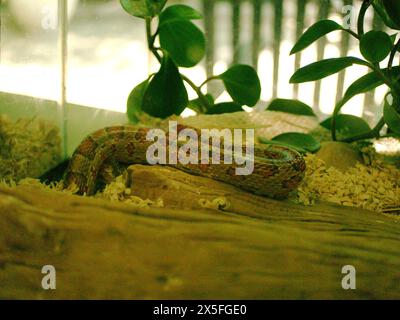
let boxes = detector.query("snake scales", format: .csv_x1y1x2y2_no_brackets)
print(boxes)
64,125,306,199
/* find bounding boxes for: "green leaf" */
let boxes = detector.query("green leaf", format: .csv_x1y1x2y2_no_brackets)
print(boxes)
383,94,400,134
334,73,384,116
259,139,307,154
321,114,371,139
343,72,384,100
264,133,320,153
272,133,320,153
206,102,243,114
333,66,400,117
188,94,214,113
373,0,400,30
159,4,202,26
126,79,149,123
290,20,342,55
120,0,167,19
159,19,205,67
290,57,368,83
142,56,188,118
360,31,393,63
218,65,261,106
390,33,398,44
382,0,400,30
267,98,316,116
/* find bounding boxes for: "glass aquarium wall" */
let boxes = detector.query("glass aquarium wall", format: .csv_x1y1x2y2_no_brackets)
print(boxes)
0,0,128,159
0,0,390,159
67,0,149,111
0,0,68,181
0,0,62,116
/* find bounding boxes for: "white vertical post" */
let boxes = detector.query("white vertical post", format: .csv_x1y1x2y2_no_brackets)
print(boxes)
0,1,2,65
58,0,68,158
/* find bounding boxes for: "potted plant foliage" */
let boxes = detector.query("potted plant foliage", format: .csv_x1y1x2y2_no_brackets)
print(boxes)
271,0,400,147
120,0,261,121
121,0,400,154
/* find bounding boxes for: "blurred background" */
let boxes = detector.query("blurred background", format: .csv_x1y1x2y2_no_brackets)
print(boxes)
0,0,390,123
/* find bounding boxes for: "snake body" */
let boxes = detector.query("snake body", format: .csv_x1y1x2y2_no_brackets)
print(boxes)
64,125,306,199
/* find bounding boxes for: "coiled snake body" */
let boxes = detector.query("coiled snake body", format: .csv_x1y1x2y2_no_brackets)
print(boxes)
64,125,306,199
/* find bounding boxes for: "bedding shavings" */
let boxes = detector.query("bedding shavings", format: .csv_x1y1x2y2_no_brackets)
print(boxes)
97,174,164,208
0,115,61,182
1,114,398,215
2,156,399,215
296,154,400,214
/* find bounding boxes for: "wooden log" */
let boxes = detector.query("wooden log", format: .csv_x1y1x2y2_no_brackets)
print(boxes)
0,181,399,299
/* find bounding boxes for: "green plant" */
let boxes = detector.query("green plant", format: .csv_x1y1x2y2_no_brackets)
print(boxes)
120,0,261,121
268,0,400,144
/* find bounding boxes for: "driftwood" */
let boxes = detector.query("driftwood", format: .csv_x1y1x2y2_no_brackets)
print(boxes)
0,166,400,299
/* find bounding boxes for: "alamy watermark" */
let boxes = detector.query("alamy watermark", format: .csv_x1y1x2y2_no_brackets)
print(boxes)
341,265,356,290
342,5,358,30
41,5,58,30
145,121,255,176
41,265,56,290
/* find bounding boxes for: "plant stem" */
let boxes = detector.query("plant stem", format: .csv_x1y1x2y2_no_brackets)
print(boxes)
332,60,392,142
388,38,400,72
367,61,400,93
199,75,220,89
145,18,162,62
387,39,400,100
181,75,211,113
357,0,373,36
333,62,398,142
344,28,360,40
332,1,400,143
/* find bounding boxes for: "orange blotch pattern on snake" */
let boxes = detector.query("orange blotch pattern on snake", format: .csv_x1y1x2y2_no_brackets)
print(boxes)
64,126,306,198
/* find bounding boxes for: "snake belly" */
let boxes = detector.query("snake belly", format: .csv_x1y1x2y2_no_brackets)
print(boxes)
63,126,306,198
